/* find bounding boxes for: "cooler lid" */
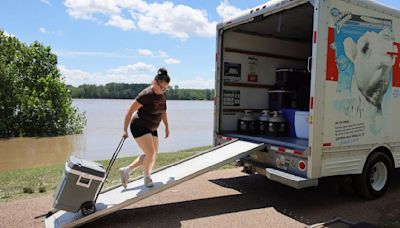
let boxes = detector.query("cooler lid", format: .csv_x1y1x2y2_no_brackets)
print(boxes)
67,156,106,178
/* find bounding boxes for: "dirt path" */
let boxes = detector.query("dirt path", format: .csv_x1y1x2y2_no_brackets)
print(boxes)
1,168,400,228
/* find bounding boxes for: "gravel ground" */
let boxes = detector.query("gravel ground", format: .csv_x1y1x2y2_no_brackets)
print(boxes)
1,168,400,228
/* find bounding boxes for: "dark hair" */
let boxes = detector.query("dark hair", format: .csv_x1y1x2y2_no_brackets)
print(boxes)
155,67,170,83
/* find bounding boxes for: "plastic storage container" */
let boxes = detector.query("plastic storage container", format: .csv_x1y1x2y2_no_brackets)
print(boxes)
53,156,105,213
267,90,296,110
295,111,309,139
274,68,311,110
280,108,299,137
275,68,307,89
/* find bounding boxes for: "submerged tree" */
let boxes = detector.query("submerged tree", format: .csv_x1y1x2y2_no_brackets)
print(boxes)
0,30,86,137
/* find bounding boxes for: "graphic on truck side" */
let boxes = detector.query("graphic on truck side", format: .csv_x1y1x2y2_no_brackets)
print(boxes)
325,6,400,146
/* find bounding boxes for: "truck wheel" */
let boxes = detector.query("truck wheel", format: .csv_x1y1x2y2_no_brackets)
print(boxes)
80,201,96,216
353,152,393,199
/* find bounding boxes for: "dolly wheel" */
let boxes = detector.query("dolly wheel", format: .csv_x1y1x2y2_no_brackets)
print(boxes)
81,201,96,216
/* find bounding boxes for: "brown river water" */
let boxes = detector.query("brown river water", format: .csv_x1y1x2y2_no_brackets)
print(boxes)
0,99,213,171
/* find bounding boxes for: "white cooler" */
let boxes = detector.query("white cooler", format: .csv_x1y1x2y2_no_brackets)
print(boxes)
53,156,106,213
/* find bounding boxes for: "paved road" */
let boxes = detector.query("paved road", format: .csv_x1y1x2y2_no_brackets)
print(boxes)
83,168,400,228
1,168,399,227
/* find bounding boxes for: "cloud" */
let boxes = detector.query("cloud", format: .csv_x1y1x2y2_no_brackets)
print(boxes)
40,0,50,5
109,62,155,74
138,49,153,56
59,62,155,86
105,15,135,30
158,51,169,58
164,58,181,65
59,64,214,89
173,77,214,89
64,0,120,20
137,49,176,60
39,27,63,35
216,0,245,20
64,0,217,40
39,27,47,33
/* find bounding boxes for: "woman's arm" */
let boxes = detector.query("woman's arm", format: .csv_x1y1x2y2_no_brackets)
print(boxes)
123,100,142,138
162,111,169,139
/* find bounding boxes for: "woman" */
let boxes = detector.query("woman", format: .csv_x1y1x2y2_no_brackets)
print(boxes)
119,68,170,188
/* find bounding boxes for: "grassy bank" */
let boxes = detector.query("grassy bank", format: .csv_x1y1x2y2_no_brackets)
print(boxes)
0,145,237,203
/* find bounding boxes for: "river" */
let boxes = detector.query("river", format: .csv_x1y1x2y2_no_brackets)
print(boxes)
0,99,213,171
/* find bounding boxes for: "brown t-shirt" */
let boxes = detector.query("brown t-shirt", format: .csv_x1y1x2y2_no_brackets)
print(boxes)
132,86,167,131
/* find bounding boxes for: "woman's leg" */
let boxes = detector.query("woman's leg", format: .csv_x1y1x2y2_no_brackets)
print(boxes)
126,154,145,170
152,136,159,155
135,133,156,176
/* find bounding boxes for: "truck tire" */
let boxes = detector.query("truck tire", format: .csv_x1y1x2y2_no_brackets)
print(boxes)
353,152,393,199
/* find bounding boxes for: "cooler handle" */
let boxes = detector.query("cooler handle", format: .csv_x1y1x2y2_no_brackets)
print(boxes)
94,137,126,202
76,174,93,188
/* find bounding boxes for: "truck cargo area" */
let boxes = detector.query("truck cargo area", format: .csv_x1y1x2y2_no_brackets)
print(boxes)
218,2,314,150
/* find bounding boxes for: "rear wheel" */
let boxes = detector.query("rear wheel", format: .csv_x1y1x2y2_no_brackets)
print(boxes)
353,152,393,199
80,201,96,216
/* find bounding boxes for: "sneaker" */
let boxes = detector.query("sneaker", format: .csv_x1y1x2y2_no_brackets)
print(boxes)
119,167,129,188
144,176,154,188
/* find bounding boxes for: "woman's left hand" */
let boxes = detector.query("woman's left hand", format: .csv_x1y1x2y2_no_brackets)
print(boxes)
165,127,170,139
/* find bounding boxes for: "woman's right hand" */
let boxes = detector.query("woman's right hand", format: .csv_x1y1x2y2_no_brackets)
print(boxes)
122,131,129,138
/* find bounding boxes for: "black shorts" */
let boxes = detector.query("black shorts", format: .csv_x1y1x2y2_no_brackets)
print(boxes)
130,122,158,138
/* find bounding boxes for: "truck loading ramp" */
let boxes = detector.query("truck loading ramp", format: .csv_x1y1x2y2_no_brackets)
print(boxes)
45,139,264,228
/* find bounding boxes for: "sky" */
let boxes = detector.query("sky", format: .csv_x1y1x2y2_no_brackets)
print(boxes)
1,0,399,89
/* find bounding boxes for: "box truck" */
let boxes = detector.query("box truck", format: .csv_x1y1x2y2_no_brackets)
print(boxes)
214,0,400,199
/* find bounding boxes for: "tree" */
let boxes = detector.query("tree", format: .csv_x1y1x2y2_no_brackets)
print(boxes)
0,30,86,137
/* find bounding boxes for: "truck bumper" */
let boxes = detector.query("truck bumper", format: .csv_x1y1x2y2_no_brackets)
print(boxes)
264,168,318,189
241,158,318,189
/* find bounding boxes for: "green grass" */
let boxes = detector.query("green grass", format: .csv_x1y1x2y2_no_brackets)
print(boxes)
384,219,400,228
0,145,237,203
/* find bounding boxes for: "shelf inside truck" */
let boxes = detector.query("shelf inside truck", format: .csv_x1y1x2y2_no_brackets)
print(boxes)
222,132,308,151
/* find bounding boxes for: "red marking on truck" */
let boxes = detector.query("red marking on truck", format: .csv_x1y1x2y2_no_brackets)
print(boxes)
298,161,306,171
278,147,286,153
294,150,303,155
313,31,317,44
387,42,400,87
326,27,338,81
310,97,314,110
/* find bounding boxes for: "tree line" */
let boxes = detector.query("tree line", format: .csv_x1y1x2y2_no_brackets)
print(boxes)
68,84,214,100
0,30,86,137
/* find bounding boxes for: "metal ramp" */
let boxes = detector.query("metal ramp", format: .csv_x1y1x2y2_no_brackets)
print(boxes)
45,139,264,228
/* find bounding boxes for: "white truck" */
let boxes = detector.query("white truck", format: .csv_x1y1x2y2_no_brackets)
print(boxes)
214,0,400,199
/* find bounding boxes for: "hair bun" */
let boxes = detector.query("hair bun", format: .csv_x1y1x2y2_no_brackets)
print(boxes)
158,68,168,76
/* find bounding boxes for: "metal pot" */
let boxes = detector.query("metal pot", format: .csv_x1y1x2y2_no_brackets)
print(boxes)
267,111,287,137
257,110,270,135
238,110,256,135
